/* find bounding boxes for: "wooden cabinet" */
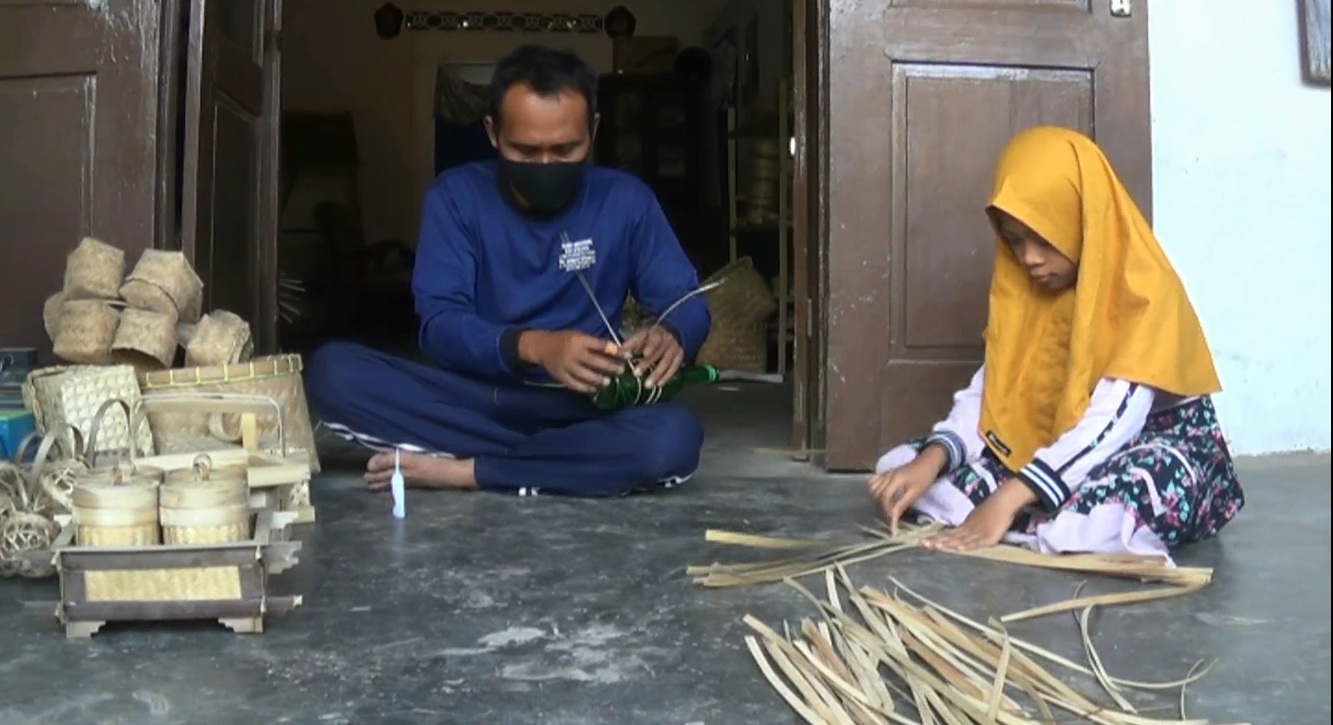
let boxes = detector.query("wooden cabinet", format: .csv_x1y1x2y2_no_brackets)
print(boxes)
594,73,709,216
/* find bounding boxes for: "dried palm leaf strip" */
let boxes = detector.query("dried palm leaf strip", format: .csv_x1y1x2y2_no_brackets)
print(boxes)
741,568,1240,725
887,578,1217,694
692,523,1211,592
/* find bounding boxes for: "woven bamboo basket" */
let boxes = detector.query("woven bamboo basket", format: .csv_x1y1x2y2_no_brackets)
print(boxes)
159,455,250,545
111,307,179,372
22,365,155,459
52,299,121,365
10,423,89,516
697,318,769,373
43,291,67,341
137,355,320,473
185,310,253,367
63,237,126,300
691,257,776,372
71,474,161,547
703,257,778,324
119,250,204,323
0,511,62,578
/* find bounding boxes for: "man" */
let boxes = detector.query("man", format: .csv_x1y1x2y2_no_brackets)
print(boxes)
305,45,711,498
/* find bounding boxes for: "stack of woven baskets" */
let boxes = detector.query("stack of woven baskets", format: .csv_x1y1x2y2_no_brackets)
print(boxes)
43,237,254,372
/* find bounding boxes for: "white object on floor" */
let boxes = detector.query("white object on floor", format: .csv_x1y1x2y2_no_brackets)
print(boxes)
391,447,406,519
716,370,784,384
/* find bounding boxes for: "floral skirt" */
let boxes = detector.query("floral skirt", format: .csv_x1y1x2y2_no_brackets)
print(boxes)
878,396,1245,560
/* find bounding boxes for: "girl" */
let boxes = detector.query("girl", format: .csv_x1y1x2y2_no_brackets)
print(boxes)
869,126,1245,561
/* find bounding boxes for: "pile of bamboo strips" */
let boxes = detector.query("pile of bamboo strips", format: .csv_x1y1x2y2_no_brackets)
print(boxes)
742,567,1231,725
687,524,1213,623
688,524,1233,724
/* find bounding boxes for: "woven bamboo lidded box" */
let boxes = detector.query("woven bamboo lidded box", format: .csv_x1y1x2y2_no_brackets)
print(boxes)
136,355,321,475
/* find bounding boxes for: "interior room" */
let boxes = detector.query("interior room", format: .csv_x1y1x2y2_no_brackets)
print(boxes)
274,0,802,398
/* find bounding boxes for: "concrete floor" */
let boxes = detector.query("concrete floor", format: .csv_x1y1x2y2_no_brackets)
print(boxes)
0,384,1328,724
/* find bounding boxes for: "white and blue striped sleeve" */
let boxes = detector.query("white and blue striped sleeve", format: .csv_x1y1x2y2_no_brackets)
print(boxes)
924,366,987,472
1015,379,1155,512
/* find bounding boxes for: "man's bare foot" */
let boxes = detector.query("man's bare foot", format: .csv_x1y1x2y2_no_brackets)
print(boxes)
364,451,478,491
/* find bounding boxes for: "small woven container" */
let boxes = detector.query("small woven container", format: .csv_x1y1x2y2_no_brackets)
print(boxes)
111,307,179,372
71,474,161,547
52,299,121,365
185,310,254,367
43,291,67,342
119,250,204,323
63,237,126,300
0,512,62,578
159,456,250,545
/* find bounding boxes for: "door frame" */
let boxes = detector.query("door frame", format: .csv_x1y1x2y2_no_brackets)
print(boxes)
789,0,831,461
177,0,282,354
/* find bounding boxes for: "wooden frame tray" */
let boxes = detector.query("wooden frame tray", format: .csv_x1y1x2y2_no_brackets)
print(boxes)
22,510,303,639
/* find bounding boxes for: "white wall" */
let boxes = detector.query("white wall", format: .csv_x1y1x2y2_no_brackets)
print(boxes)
1149,3,1331,455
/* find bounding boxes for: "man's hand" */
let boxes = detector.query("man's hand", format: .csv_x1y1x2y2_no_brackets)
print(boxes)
519,330,626,394
621,326,684,388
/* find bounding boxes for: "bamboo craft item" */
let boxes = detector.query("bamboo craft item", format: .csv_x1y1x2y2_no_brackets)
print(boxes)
739,567,1231,725
688,524,1213,619
22,363,155,460
20,509,303,639
128,393,315,523
137,354,321,476
62,237,126,300
159,454,251,545
69,394,165,548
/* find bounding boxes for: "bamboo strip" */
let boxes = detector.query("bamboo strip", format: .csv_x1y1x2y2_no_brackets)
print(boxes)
732,569,1241,725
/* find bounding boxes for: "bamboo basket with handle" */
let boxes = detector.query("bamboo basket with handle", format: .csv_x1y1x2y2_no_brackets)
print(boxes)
9,422,90,518
22,364,155,461
136,355,320,474
70,470,161,548
159,454,251,546
0,425,84,578
128,393,315,524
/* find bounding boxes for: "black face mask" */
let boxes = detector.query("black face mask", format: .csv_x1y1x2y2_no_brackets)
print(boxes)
499,158,587,218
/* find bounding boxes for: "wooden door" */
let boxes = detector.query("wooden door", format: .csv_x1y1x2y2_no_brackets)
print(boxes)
821,0,1153,470
789,0,830,456
180,0,282,354
0,0,161,353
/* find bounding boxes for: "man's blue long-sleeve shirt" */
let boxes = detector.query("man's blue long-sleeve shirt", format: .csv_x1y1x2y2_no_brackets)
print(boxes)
411,161,712,384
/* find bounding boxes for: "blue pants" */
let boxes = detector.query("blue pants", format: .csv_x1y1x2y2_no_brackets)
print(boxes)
304,342,705,497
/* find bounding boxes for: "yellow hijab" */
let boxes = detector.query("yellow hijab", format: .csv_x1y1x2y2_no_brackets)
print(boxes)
978,126,1221,471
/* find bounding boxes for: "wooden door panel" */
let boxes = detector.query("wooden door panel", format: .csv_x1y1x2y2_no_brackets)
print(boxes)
182,0,280,352
896,65,1093,352
823,0,1151,470
0,0,159,353
207,98,262,325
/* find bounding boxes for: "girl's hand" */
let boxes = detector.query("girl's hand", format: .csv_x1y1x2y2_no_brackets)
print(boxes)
922,480,1037,552
868,445,949,534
